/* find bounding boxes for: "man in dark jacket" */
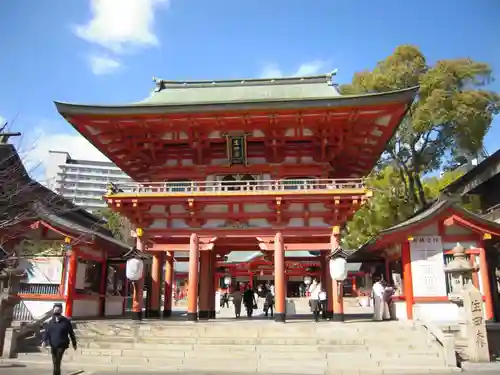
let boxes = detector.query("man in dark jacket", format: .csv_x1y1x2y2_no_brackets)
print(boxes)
42,303,77,375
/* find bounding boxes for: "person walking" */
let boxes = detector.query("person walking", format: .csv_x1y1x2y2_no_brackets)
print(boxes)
232,283,243,318
243,285,257,318
263,289,274,317
308,279,322,322
41,303,77,375
319,287,327,319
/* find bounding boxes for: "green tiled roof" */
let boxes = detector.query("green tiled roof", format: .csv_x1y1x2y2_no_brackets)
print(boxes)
139,74,341,106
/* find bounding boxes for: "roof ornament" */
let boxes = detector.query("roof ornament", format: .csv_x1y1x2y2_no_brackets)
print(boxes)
325,69,338,86
152,77,165,92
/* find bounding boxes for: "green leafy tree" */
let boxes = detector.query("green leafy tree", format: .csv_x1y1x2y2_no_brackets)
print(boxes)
343,168,472,249
95,208,134,246
343,166,414,248
341,45,499,209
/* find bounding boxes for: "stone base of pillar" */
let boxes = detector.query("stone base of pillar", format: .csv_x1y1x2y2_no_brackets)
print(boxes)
275,312,286,323
148,310,161,318
199,310,210,320
131,311,142,321
332,313,344,322
187,312,198,322
163,310,172,318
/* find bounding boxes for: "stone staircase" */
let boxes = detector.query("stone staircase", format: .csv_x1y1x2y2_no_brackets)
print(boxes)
12,319,460,374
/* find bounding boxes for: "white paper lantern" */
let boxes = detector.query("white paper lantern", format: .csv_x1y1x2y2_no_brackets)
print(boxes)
224,276,232,286
329,258,348,281
303,276,312,285
126,258,144,281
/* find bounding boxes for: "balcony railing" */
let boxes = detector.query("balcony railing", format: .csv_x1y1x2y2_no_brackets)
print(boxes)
106,178,366,197
482,203,500,223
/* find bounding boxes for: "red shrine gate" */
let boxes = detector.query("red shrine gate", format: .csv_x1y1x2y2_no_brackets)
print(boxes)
55,73,417,322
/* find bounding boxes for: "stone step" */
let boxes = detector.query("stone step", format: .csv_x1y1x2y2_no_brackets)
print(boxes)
18,345,446,365
74,337,439,351
16,351,447,366
9,354,458,375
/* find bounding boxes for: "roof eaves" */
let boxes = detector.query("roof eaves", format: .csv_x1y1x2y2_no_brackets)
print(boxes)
54,86,419,116
443,149,500,195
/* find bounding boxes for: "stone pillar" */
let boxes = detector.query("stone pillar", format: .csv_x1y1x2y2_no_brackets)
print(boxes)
163,252,174,318
274,232,286,323
64,247,78,318
478,244,494,320
131,238,145,321
149,252,162,318
463,286,490,362
401,240,414,320
187,233,200,321
198,251,211,320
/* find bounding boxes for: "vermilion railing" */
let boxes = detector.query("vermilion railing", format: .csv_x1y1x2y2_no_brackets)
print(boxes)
107,178,366,196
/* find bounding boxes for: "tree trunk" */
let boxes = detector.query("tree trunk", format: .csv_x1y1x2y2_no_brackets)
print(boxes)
403,169,420,210
414,173,427,208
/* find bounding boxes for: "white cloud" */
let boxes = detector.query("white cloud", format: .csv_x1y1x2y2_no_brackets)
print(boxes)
89,55,122,75
259,60,328,78
20,126,110,183
75,0,170,54
294,60,326,76
260,63,283,78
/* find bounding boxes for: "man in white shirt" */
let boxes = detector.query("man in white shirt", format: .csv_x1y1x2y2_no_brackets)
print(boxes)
372,277,388,321
308,279,322,322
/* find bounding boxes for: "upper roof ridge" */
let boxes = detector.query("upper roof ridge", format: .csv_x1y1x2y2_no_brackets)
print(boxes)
152,70,338,92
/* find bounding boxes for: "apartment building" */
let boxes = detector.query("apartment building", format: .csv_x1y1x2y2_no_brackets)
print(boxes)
44,151,133,213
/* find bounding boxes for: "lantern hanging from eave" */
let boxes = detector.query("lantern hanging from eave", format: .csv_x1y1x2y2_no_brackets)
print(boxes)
223,275,232,286
126,258,144,281
329,257,348,281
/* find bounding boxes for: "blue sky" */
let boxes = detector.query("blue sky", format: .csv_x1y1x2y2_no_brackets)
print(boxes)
0,0,499,175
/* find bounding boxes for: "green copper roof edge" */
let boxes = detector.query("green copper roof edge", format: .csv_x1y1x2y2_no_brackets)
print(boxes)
54,86,419,116
152,73,336,88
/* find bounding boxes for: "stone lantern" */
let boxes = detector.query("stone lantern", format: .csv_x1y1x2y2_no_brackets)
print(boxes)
444,242,477,299
443,242,477,338
0,265,26,354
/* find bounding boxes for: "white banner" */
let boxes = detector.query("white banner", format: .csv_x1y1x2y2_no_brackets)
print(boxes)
20,257,63,284
410,236,447,297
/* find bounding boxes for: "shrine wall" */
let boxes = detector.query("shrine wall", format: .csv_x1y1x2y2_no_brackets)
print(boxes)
393,222,484,323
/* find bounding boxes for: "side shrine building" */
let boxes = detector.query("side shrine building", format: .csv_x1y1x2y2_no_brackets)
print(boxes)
55,73,418,321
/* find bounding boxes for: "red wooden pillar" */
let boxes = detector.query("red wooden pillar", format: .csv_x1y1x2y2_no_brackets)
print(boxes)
470,255,480,289
274,232,286,322
401,240,414,320
385,260,391,283
131,238,145,321
150,252,162,318
331,230,344,322
199,251,211,320
332,280,344,321
208,251,217,319
187,233,200,321
352,276,358,296
99,253,107,317
324,252,333,319
479,242,494,320
163,252,174,318
64,247,78,318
